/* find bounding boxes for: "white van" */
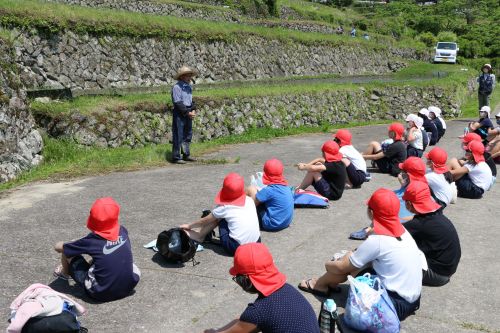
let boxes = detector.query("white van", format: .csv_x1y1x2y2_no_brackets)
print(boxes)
433,42,459,64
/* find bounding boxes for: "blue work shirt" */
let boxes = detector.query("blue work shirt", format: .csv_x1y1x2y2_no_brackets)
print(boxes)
171,80,193,107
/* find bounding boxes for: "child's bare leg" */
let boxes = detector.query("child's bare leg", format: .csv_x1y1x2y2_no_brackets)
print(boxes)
298,171,322,190
363,141,382,155
184,219,219,243
54,241,70,275
447,157,463,171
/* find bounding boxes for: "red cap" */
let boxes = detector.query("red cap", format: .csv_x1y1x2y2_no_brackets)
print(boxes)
388,123,405,141
425,147,449,174
262,159,288,186
215,173,246,206
467,141,485,163
86,197,120,241
398,157,427,183
461,133,481,144
333,129,352,146
229,243,286,297
403,181,441,214
367,188,405,238
322,141,343,162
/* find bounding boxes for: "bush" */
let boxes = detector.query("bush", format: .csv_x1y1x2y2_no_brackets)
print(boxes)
417,32,437,47
437,31,457,42
332,0,353,7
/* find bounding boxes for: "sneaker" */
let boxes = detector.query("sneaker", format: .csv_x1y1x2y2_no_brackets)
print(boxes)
183,156,197,162
172,159,187,164
365,172,372,181
349,227,368,240
53,265,70,280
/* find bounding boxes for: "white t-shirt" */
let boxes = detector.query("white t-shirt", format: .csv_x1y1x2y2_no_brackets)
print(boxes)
405,128,423,150
464,162,493,191
340,145,367,173
212,196,261,245
425,172,454,205
350,231,424,303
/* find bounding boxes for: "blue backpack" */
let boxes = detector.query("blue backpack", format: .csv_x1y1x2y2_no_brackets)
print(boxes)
293,189,329,208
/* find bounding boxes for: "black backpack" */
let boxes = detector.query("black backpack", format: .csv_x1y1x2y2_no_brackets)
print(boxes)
21,310,87,333
157,228,197,264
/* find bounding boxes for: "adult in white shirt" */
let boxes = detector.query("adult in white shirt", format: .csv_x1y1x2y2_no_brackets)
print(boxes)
333,129,368,188
425,147,456,207
298,188,423,321
448,141,493,199
180,173,261,256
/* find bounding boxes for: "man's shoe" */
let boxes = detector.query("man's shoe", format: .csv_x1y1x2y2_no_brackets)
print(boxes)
172,159,187,164
183,156,197,162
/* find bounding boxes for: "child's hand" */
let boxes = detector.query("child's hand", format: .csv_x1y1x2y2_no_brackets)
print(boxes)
297,163,306,170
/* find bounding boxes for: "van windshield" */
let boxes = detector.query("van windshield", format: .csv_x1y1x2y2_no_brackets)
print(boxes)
437,43,457,50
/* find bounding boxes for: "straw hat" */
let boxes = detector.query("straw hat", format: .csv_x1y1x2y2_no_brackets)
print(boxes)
174,66,198,80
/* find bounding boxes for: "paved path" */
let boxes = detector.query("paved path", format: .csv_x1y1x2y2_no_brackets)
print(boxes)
1,120,498,333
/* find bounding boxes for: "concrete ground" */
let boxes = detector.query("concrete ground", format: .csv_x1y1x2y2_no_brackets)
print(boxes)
0,120,499,333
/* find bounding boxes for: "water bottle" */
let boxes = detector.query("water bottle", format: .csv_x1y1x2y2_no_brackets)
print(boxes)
319,299,337,333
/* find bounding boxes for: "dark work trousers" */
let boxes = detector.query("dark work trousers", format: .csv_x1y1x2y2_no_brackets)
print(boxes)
171,110,193,161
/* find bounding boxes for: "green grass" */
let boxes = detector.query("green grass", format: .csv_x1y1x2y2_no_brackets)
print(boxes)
278,0,362,24
460,84,500,118
0,0,386,48
0,119,392,192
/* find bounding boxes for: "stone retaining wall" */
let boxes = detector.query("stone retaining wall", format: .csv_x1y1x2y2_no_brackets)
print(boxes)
0,39,43,183
33,84,467,149
13,29,427,91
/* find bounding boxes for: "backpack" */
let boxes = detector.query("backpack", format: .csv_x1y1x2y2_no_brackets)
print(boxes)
479,74,494,94
21,309,87,333
157,228,197,264
293,189,329,208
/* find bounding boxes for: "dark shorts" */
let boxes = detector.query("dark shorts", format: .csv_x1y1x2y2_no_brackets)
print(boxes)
387,290,420,321
346,163,366,187
312,177,334,199
374,157,392,174
218,219,261,256
407,146,423,158
422,267,450,287
68,255,91,288
456,174,484,199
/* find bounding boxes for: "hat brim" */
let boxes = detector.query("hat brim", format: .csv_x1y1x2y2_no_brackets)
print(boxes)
262,173,288,186
174,70,198,80
215,190,246,207
324,152,343,162
87,216,120,241
372,215,405,238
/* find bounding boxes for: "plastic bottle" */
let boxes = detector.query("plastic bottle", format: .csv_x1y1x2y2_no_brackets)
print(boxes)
319,299,337,333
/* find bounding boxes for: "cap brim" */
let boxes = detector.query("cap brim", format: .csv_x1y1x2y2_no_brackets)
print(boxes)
215,190,246,207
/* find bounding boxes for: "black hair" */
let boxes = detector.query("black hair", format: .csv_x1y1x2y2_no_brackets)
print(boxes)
234,275,258,294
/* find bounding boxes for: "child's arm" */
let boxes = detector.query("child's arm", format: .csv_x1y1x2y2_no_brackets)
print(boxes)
363,151,384,160
297,162,326,172
407,127,416,142
180,213,218,230
305,157,325,165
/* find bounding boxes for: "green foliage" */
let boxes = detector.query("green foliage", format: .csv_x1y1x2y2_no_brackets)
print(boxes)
436,31,457,43
332,0,353,7
417,32,437,47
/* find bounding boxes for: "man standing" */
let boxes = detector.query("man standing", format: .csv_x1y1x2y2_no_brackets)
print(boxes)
171,66,198,164
477,63,495,108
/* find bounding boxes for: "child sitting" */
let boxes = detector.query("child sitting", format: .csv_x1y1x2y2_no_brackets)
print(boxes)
428,106,446,142
425,147,456,208
53,197,140,302
333,129,368,188
296,141,347,201
405,114,424,157
246,159,294,231
180,173,261,256
362,122,407,177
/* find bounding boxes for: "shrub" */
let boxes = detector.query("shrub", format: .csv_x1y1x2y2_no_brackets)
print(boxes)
437,31,457,42
417,32,437,47
332,0,353,7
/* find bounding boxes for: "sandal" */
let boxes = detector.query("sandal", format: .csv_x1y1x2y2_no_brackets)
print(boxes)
349,227,368,240
53,265,70,280
298,279,329,298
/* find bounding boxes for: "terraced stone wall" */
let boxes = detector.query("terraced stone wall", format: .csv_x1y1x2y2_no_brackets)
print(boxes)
14,29,426,91
0,39,43,183
33,84,467,148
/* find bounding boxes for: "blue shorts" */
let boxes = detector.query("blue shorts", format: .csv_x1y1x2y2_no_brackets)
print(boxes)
456,174,484,199
68,255,90,288
346,163,366,187
218,219,261,256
